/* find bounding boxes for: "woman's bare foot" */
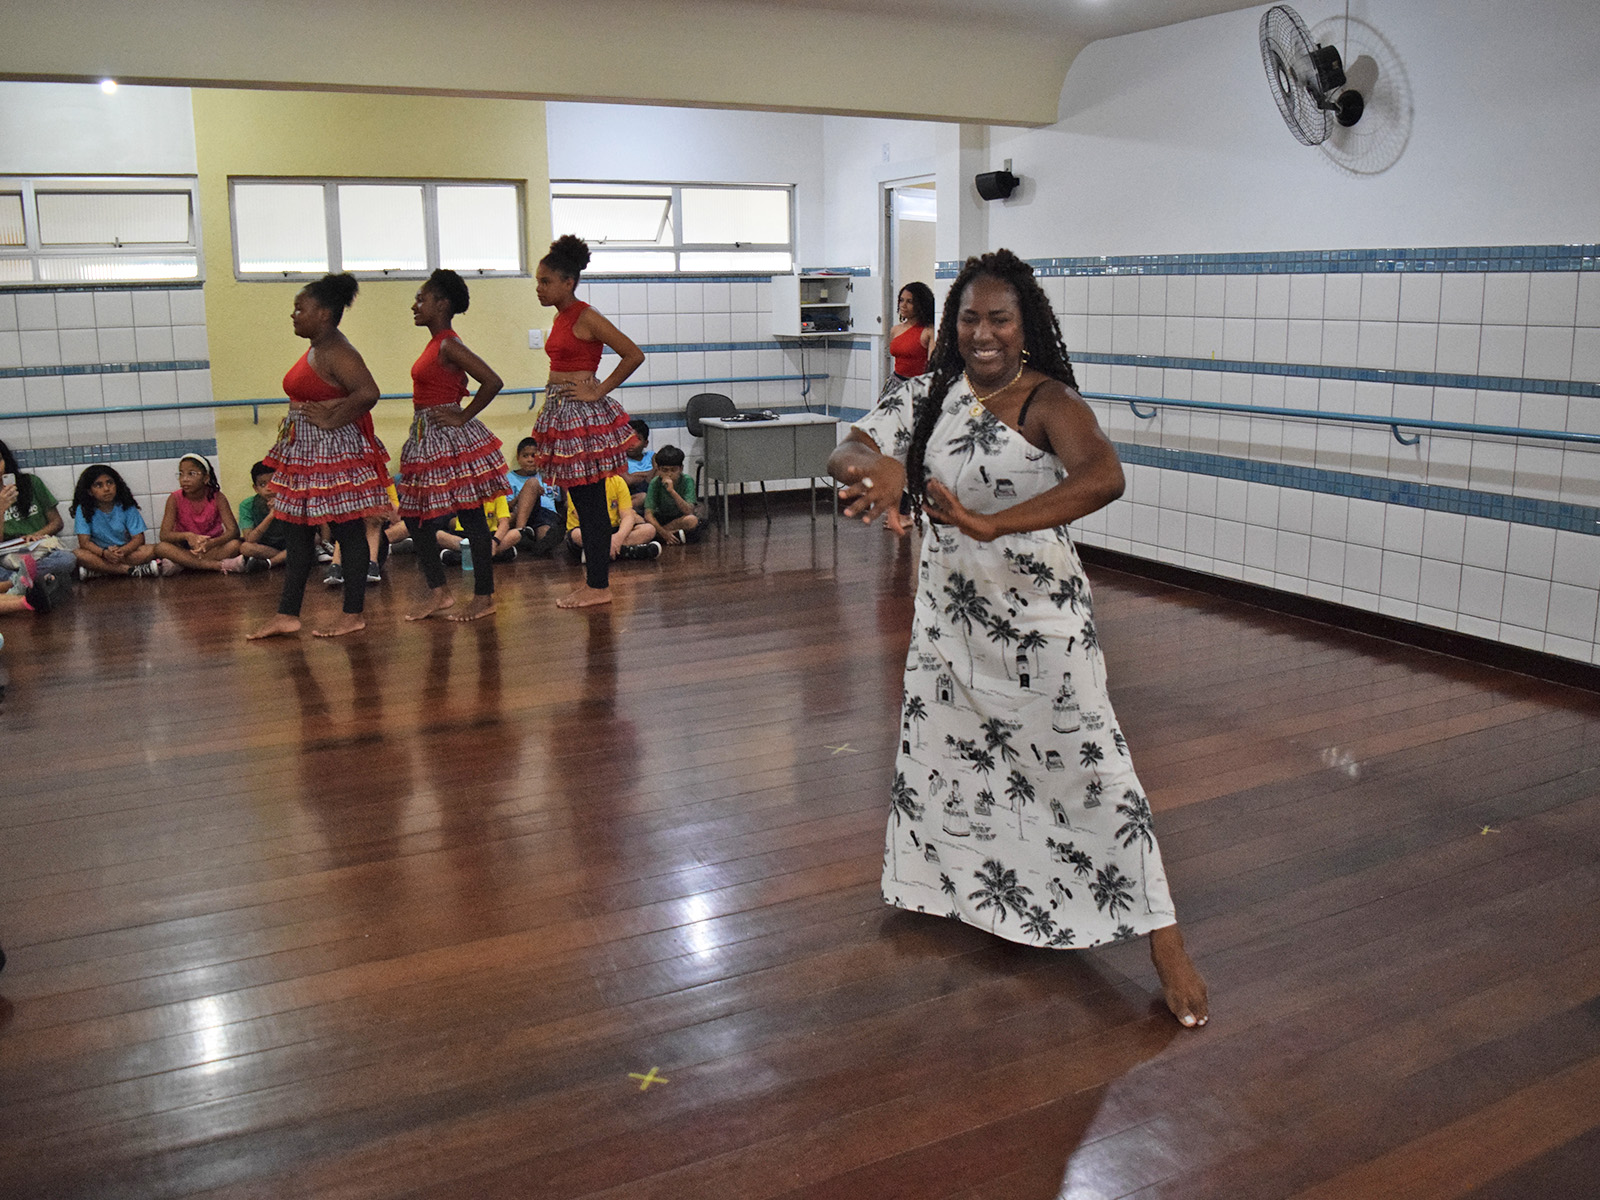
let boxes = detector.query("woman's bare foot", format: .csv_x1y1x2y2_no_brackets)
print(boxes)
406,590,455,621
246,614,302,641
1149,924,1208,1028
312,613,366,638
448,595,496,622
556,584,611,609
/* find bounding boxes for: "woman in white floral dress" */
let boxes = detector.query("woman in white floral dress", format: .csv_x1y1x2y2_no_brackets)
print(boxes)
829,250,1208,1028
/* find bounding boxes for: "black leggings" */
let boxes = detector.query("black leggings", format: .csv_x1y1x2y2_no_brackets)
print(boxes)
279,519,369,616
415,506,494,597
567,480,611,590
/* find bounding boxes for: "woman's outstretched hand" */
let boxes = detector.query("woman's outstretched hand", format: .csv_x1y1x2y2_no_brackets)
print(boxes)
835,455,910,535
923,479,998,542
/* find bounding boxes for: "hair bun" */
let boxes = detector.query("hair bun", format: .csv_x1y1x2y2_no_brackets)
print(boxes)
548,233,592,275
325,272,359,308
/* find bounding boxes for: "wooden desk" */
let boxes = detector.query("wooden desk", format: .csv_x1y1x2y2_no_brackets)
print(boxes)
700,413,840,528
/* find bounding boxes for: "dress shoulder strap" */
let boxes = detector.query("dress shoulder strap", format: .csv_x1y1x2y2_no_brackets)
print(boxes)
1015,380,1051,432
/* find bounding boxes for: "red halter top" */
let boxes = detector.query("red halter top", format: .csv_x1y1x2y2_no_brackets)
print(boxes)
411,330,469,409
546,301,603,373
890,324,929,377
283,350,380,445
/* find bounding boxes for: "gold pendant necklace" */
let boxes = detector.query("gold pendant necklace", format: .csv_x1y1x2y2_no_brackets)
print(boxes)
964,363,1025,415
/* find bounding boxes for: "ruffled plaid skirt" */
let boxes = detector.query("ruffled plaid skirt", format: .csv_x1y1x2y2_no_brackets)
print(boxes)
265,411,392,525
533,388,632,487
396,411,509,520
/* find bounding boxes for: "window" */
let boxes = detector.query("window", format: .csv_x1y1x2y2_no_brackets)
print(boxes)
550,181,794,275
0,177,201,285
229,179,524,280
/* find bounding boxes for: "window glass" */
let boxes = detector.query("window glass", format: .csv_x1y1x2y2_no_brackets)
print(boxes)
550,182,795,275
0,193,24,246
234,183,328,274
585,251,678,275
38,255,199,283
679,187,789,245
679,251,793,273
551,195,672,247
337,184,426,273
0,259,31,283
36,191,190,245
437,185,521,273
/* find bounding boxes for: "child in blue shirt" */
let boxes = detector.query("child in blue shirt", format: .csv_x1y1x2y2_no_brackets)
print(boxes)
70,464,168,578
507,436,564,557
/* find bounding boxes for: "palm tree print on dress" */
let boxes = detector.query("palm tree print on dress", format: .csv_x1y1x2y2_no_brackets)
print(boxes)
986,613,1022,678
1091,863,1135,919
887,772,924,882
980,717,1021,766
968,858,1032,932
1005,768,1035,839
903,695,929,747
949,411,1005,467
942,572,991,685
1116,788,1156,912
1021,904,1056,941
1046,836,1095,880
1050,574,1088,613
1081,616,1100,654
1017,630,1047,682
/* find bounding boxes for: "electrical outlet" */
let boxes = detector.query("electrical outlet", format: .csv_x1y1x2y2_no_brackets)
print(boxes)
528,329,544,349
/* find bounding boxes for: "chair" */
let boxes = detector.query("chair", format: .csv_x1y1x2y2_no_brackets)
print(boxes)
684,392,768,525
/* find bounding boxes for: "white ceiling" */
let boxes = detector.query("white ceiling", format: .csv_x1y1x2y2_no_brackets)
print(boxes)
705,0,1267,42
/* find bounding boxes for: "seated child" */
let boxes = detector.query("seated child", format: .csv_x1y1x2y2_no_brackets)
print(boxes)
643,444,700,545
1,436,77,583
153,452,242,572
565,472,660,561
70,464,171,578
622,418,654,511
440,492,518,564
324,482,400,587
506,436,563,557
220,460,289,574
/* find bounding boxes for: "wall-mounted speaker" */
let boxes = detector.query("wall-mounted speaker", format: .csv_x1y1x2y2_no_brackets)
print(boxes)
974,169,1020,201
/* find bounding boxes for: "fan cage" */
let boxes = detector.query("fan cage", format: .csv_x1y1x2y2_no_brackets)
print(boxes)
1260,5,1331,146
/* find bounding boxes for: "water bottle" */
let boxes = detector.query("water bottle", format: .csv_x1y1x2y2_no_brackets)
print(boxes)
461,540,473,572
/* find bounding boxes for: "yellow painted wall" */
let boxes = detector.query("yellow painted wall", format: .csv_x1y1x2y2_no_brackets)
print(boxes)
192,88,551,501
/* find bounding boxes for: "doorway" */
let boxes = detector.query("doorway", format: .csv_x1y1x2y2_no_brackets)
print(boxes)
881,178,936,392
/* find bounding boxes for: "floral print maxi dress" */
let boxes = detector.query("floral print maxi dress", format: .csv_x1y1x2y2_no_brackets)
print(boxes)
857,376,1177,949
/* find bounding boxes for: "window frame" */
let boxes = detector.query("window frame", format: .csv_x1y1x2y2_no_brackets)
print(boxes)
0,175,203,286
228,177,527,282
549,179,796,276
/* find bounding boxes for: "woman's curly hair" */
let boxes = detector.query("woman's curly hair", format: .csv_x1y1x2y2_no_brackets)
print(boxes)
904,249,1079,509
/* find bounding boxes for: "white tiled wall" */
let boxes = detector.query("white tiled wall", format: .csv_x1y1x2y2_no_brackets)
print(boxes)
576,275,872,472
0,285,214,540
1048,267,1600,663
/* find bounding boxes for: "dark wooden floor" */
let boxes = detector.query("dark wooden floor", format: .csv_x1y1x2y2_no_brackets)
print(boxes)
2,505,1599,1199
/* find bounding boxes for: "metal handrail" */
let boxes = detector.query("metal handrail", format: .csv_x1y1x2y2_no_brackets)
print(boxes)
1089,391,1600,449
0,372,829,425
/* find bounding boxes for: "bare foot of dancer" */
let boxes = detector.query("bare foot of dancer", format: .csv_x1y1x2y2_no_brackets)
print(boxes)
313,613,366,638
448,595,496,622
556,584,611,609
246,614,302,641
1149,924,1209,1028
406,589,455,621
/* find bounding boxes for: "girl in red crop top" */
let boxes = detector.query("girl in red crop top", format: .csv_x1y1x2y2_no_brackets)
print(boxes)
249,273,390,642
889,282,935,380
533,233,647,610
398,268,509,623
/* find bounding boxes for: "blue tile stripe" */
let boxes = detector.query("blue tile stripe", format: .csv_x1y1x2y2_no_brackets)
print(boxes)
0,359,210,380
588,274,779,284
937,244,1600,278
638,340,873,354
0,281,205,295
1112,442,1600,536
827,403,1597,536
16,438,218,469
1072,351,1599,399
